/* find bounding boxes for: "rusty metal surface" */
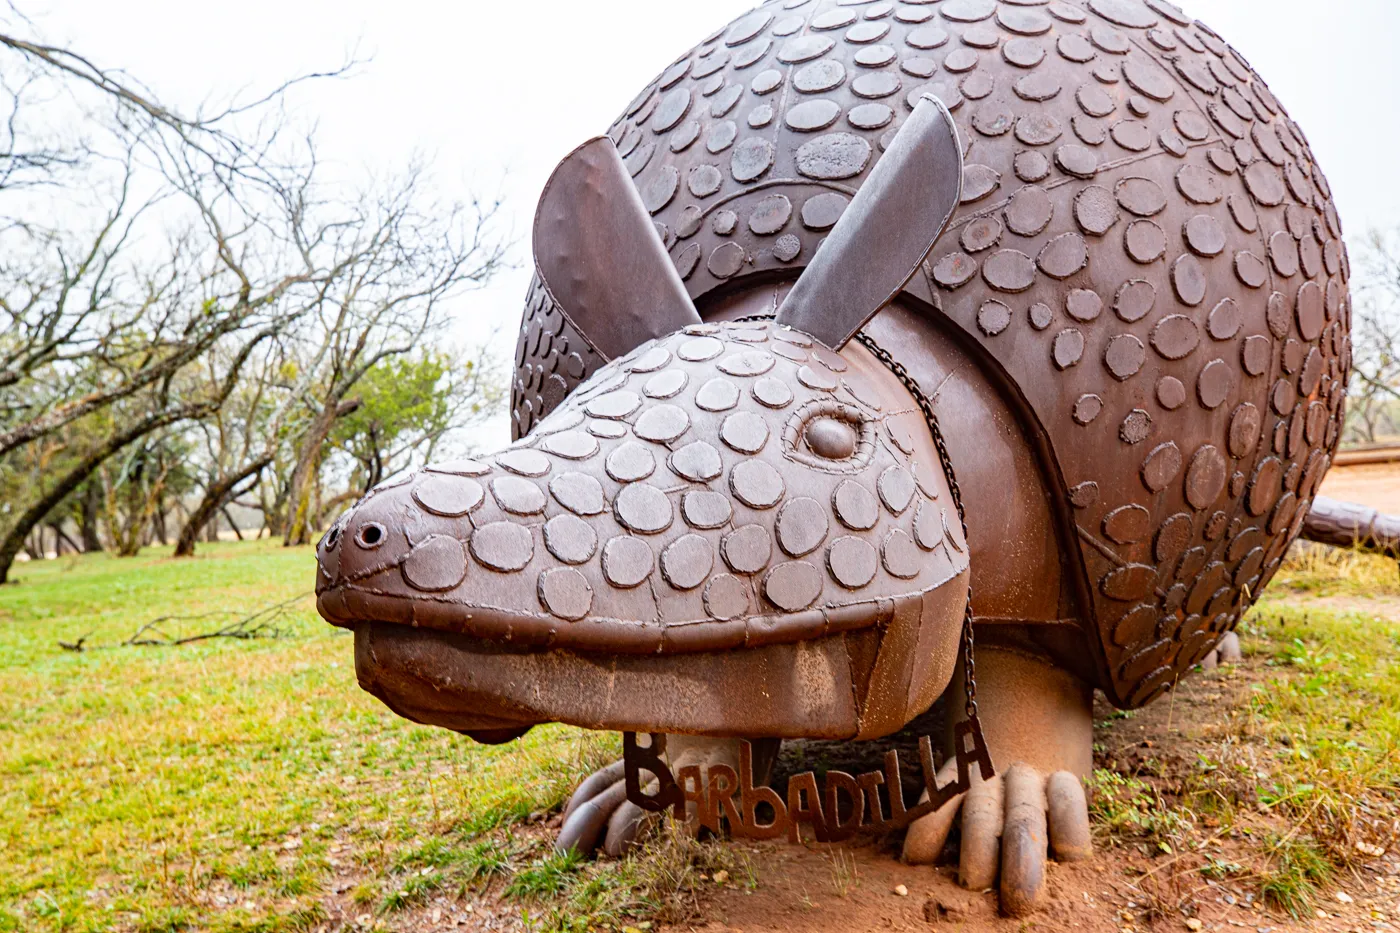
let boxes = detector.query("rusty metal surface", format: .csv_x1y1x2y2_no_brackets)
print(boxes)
509,0,1351,708
774,95,964,349
320,317,977,737
533,138,702,364
620,728,992,841
1301,496,1400,560
348,590,969,740
353,620,864,739
512,275,606,440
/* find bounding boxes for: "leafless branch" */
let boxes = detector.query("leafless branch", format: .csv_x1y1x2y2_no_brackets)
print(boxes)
56,593,308,650
1345,230,1400,444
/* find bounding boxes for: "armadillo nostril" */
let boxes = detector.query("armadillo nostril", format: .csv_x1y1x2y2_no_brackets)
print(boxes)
805,417,859,460
355,523,386,549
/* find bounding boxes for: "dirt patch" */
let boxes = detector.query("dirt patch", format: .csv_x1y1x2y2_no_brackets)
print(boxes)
1318,462,1400,514
1265,591,1400,618
658,660,1400,933
661,843,1115,932
292,629,1399,933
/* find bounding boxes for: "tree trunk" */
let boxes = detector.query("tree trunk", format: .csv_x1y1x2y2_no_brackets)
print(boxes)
174,457,272,557
222,506,244,541
283,397,360,548
114,460,146,558
79,482,102,552
152,500,169,546
51,523,81,555
0,404,208,583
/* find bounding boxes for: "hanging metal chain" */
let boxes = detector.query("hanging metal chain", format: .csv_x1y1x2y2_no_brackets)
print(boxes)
732,313,980,729
852,331,979,726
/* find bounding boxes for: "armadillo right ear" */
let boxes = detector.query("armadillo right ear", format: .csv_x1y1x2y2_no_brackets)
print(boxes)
774,96,963,350
533,138,702,361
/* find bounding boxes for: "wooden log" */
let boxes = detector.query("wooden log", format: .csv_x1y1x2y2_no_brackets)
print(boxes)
1331,445,1400,467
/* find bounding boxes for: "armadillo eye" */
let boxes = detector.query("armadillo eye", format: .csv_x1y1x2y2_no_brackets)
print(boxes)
805,417,858,460
783,400,875,472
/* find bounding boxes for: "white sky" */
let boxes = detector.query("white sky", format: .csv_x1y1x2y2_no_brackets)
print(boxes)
17,0,1400,447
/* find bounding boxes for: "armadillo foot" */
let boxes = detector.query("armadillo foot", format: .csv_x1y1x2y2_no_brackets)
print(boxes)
1199,630,1243,671
901,646,1095,917
902,761,1089,917
1217,631,1243,662
556,735,781,858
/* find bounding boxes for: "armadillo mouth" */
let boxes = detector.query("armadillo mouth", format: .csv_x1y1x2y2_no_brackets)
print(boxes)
318,581,901,655
342,576,965,741
352,621,871,739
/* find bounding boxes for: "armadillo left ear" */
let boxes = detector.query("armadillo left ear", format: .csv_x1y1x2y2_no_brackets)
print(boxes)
774,96,964,350
533,137,702,361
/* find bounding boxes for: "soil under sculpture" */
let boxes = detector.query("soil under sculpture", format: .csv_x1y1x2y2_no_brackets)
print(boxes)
316,0,1386,916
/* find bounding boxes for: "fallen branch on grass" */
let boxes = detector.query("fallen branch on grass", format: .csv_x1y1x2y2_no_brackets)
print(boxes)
56,593,309,651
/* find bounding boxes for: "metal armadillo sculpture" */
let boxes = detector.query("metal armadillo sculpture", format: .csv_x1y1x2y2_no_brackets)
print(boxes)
317,0,1388,915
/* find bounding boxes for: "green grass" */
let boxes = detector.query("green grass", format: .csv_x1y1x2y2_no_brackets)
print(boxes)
1090,546,1400,919
1233,599,1400,861
0,540,618,932
1270,543,1400,599
7,538,1395,928
1189,547,1400,869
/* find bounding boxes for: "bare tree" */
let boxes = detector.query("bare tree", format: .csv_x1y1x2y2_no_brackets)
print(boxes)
0,17,510,576
273,167,506,547
0,23,311,577
0,324,274,578
0,18,353,450
172,339,288,556
1345,229,1400,445
100,429,187,557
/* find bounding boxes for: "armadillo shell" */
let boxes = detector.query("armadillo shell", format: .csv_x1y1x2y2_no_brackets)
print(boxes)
511,0,1351,708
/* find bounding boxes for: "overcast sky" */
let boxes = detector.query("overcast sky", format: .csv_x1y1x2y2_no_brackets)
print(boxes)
17,0,1400,447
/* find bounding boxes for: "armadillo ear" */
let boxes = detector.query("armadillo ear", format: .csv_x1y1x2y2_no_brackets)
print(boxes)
533,137,702,361
774,96,964,350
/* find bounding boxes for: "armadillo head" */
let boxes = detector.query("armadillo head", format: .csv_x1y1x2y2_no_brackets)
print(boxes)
315,99,974,743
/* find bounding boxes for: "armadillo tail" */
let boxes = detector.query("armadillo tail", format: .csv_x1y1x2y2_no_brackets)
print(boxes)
1302,496,1400,560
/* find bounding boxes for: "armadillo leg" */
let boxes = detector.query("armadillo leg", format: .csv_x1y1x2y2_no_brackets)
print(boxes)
1217,631,1242,662
556,779,628,855
1047,770,1091,862
603,790,658,858
562,758,627,823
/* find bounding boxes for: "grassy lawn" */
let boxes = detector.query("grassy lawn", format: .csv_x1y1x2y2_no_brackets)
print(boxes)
0,540,635,933
1208,550,1400,910
3,539,1398,930
1088,547,1400,919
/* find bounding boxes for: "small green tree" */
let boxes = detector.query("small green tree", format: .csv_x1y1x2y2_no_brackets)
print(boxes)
326,350,503,517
